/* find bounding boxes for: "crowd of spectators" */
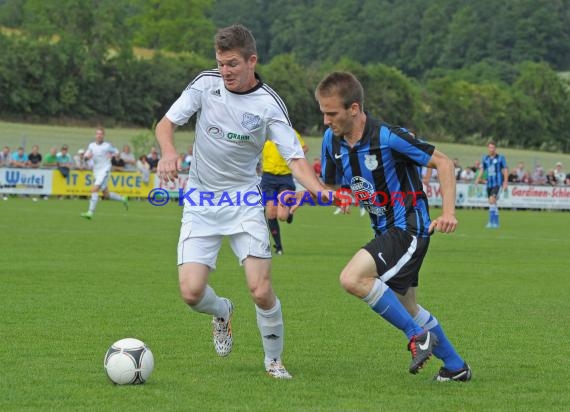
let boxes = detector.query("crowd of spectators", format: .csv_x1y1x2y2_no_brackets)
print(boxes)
422,159,570,186
2,143,570,186
0,144,196,180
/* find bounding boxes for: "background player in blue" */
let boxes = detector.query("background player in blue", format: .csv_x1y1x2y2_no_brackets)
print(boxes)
290,72,471,381
475,141,508,228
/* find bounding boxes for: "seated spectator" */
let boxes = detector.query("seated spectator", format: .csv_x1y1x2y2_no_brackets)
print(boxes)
56,145,73,178
136,155,151,183
514,162,526,182
73,149,93,170
120,145,136,171
147,149,159,172
111,152,125,171
28,145,42,169
532,166,546,185
520,172,531,184
1,146,11,167
460,167,475,182
43,147,59,168
546,169,557,186
10,147,29,168
554,162,566,186
147,146,161,160
56,145,73,168
508,169,519,183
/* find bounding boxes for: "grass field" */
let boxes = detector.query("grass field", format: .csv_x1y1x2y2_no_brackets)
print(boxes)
2,120,570,173
1,197,569,411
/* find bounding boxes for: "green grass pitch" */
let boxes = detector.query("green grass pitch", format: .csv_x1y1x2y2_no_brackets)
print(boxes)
1,197,569,411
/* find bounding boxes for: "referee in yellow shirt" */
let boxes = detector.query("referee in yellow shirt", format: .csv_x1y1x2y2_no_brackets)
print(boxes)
261,131,308,255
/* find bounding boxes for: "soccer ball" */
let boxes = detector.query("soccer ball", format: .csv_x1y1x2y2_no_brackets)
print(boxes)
104,338,154,385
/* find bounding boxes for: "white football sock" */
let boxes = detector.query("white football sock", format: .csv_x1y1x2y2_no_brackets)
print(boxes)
88,192,99,213
108,192,123,201
256,298,284,363
189,285,228,319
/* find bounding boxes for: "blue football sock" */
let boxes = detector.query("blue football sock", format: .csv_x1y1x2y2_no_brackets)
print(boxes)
363,279,423,339
414,306,464,371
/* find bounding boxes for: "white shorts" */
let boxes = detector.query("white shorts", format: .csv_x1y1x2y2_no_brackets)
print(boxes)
177,210,271,270
93,170,110,190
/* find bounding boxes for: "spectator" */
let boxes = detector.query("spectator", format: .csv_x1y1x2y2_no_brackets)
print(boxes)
554,162,566,186
120,145,136,171
111,152,125,171
565,173,570,186
28,145,42,169
10,147,29,168
546,169,557,186
520,172,531,184
459,167,475,182
514,162,526,182
179,153,190,173
56,145,73,178
532,165,546,185
147,146,161,160
73,149,93,170
0,146,10,167
43,147,59,168
147,149,160,172
56,145,73,168
136,155,151,183
507,169,519,183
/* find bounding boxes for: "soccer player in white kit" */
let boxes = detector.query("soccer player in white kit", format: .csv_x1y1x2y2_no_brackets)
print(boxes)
81,127,128,219
155,24,328,379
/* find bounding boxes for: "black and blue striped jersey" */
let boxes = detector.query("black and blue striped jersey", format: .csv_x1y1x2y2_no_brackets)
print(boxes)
481,154,507,188
321,115,435,237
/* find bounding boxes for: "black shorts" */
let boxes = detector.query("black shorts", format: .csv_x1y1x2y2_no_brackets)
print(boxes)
487,186,501,198
362,227,430,295
261,173,296,204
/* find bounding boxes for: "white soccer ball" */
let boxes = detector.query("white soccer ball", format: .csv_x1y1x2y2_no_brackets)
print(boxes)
104,338,154,385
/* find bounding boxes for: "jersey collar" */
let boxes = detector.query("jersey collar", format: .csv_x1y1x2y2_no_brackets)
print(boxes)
228,72,264,95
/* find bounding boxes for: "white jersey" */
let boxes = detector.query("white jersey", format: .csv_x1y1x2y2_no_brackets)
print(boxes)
166,70,304,195
85,142,118,174
166,70,305,235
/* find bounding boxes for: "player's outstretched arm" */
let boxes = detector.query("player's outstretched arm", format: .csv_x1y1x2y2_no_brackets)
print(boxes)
427,149,458,234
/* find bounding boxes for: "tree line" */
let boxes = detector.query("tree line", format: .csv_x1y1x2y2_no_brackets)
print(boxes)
1,0,570,151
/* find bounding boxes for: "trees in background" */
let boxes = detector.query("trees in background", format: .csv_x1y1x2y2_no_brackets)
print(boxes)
1,0,570,151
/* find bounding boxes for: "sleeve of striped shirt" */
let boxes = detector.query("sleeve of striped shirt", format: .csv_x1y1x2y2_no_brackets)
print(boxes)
321,131,341,184
387,126,434,166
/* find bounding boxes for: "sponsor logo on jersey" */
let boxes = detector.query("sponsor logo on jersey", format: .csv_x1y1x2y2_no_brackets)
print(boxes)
241,113,261,131
207,126,224,139
350,176,387,216
211,88,221,97
227,132,250,141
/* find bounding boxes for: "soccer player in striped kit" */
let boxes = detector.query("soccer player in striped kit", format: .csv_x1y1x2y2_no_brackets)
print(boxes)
292,71,471,381
475,141,508,228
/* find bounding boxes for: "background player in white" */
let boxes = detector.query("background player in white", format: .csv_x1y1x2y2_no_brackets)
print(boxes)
81,127,128,219
155,24,328,379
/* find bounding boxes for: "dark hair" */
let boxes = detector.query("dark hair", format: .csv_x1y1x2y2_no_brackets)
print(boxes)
215,24,257,59
315,71,364,111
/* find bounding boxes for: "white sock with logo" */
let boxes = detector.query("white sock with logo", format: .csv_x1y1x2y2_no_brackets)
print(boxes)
256,298,284,365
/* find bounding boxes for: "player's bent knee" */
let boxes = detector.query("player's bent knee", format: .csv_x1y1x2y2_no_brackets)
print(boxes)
339,269,359,295
178,283,204,306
